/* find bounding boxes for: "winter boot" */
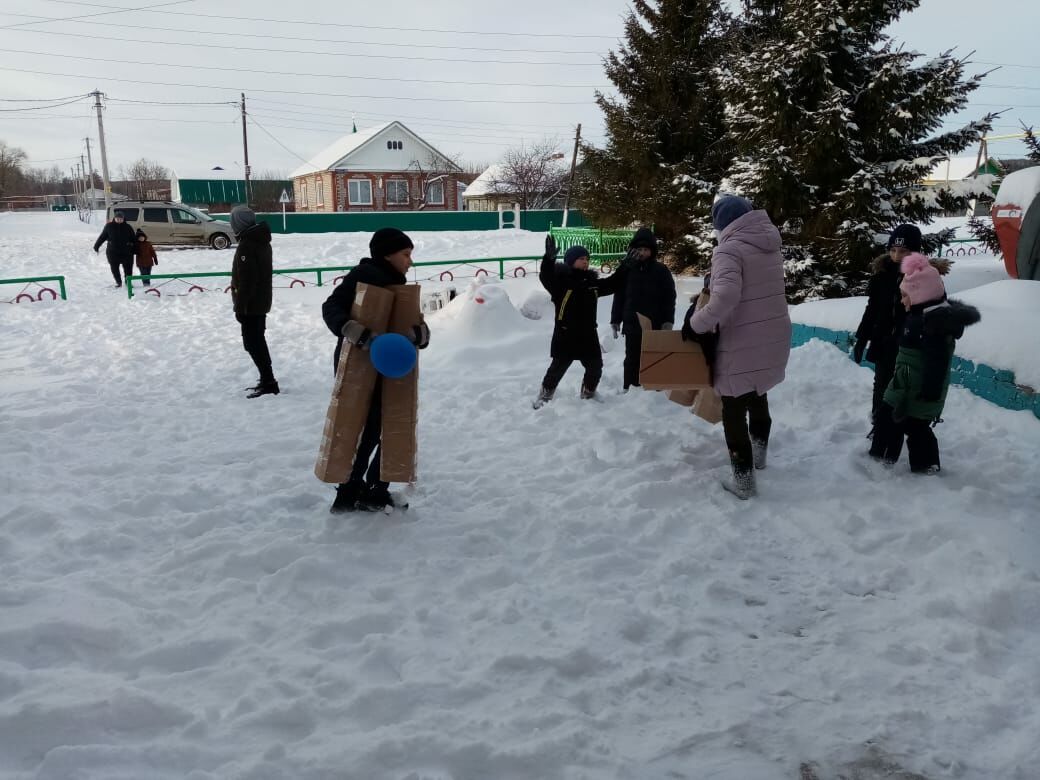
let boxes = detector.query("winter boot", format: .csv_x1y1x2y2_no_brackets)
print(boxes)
580,384,596,400
330,480,364,514
751,438,768,470
721,466,756,500
359,485,395,512
246,380,280,399
532,386,554,410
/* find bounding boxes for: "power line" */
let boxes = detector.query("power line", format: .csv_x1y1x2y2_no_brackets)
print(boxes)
39,0,620,39
0,26,605,68
105,97,237,106
0,92,90,102
245,115,312,165
0,65,599,105
246,98,581,130
0,47,607,89
2,9,610,55
247,112,540,143
0,96,92,112
0,0,193,29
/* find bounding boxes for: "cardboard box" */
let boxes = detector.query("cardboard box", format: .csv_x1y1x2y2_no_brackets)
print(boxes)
379,285,422,483
314,283,395,484
637,313,712,390
666,388,698,407
691,388,724,425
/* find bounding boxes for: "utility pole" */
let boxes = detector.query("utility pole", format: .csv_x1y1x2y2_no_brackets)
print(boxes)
80,154,88,204
562,123,582,228
71,166,79,205
84,138,94,198
91,90,112,212
241,92,252,204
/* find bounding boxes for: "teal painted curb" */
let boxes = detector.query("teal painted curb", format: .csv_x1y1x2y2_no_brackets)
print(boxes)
791,323,1039,419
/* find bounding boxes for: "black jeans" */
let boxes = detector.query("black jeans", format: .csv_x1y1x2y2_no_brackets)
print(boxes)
542,355,602,394
346,378,388,491
108,257,132,286
870,402,940,472
623,327,642,389
238,313,275,384
138,267,152,286
721,392,772,473
871,352,897,424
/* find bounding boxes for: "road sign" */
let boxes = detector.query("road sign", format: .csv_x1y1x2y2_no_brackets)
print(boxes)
279,189,290,204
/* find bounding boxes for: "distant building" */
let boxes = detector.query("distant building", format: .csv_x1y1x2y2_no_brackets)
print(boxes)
921,156,1003,217
82,188,128,209
171,167,292,212
463,162,567,212
290,121,465,212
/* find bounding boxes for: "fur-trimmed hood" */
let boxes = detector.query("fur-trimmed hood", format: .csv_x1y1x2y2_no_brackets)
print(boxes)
922,298,981,339
871,253,953,276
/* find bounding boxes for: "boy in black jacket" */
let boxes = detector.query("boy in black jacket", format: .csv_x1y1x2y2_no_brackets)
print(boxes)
610,227,676,390
321,228,430,513
534,236,630,408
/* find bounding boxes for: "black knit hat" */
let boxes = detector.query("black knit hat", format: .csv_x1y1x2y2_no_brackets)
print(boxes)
887,224,922,252
629,227,657,252
370,227,414,261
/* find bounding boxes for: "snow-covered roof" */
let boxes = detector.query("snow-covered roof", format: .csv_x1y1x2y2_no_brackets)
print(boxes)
994,165,1040,209
83,188,127,200
171,167,243,182
289,123,393,178
922,156,993,185
463,164,509,198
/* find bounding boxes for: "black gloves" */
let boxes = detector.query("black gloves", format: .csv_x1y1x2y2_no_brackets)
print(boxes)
681,302,699,342
852,339,865,365
409,320,431,349
543,234,558,262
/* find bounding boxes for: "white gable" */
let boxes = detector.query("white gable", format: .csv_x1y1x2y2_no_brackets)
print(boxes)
463,164,510,198
923,156,990,185
290,121,457,177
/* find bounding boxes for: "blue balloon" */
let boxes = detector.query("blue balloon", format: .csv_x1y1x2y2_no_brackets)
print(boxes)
369,333,417,378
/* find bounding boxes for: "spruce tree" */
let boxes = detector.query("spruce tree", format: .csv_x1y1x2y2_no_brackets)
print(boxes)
578,0,732,259
721,0,995,301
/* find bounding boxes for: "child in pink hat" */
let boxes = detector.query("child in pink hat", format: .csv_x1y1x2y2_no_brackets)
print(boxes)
871,253,980,473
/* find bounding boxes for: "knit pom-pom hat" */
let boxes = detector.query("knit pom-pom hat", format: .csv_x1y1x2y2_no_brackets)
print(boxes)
900,253,945,305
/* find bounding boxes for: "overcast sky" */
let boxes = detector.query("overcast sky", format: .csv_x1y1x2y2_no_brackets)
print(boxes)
1,0,1037,180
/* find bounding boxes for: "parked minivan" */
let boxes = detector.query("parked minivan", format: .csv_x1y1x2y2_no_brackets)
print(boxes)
105,201,235,249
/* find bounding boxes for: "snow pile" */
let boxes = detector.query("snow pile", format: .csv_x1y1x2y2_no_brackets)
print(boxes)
2,213,1040,779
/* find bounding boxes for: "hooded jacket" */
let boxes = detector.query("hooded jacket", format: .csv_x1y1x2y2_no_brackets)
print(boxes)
540,254,627,359
230,221,273,316
93,220,137,262
883,298,981,421
689,209,791,397
610,228,676,331
321,255,408,371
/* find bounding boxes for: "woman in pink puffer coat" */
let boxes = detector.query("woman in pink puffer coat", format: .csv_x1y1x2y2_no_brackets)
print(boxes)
688,196,791,499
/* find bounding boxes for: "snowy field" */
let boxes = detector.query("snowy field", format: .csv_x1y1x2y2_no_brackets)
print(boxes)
2,212,1040,780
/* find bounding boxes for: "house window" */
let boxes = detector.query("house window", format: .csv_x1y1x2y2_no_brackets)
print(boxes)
316,177,324,206
348,179,372,205
427,180,444,205
386,140,403,150
386,179,409,205
300,181,308,208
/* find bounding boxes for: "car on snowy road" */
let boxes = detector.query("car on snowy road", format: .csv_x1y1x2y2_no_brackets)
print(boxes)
105,201,235,249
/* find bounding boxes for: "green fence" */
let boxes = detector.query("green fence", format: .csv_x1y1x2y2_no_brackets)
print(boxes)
207,209,592,235
126,253,626,299
1,275,67,303
549,226,636,255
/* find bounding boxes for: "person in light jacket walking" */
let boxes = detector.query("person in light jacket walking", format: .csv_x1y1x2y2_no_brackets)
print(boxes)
687,196,791,499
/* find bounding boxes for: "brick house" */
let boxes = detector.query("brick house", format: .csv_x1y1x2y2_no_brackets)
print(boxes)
290,121,465,213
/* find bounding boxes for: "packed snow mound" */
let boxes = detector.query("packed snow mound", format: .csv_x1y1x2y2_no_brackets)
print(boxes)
519,288,553,320
953,279,1040,385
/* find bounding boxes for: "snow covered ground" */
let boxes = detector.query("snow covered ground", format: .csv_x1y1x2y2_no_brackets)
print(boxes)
2,213,1040,780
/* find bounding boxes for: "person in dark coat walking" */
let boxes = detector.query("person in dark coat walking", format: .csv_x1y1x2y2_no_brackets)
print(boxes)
610,227,676,390
134,228,158,286
855,224,951,442
93,210,137,287
533,236,629,407
870,253,980,472
321,227,430,514
229,205,279,398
